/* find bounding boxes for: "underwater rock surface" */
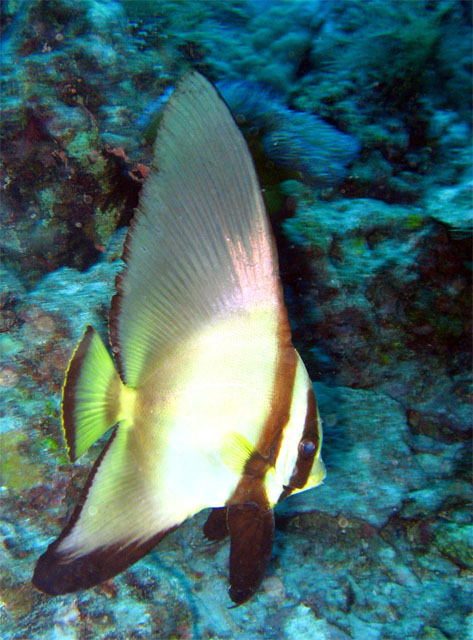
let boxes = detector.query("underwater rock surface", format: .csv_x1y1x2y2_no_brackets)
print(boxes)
0,0,471,639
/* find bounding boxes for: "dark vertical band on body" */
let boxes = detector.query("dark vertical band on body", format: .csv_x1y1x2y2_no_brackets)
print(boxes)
277,386,321,502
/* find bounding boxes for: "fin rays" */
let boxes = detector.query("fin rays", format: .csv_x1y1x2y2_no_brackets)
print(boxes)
110,71,281,386
62,326,124,461
33,424,181,594
33,72,323,605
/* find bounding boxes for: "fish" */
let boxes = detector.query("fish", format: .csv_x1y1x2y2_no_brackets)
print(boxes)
138,79,359,187
32,71,325,605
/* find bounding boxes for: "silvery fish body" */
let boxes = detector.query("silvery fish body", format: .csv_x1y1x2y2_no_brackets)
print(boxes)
33,72,325,604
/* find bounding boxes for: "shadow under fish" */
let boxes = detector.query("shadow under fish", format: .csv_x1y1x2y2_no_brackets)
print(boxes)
32,72,326,605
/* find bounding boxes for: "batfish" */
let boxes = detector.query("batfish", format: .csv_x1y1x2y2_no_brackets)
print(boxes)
32,71,325,604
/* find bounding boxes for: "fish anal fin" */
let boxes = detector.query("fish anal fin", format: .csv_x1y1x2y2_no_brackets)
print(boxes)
203,507,229,542
33,524,177,595
227,483,274,605
33,423,186,595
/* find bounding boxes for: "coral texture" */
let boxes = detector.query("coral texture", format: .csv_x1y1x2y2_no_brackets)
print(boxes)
0,0,471,638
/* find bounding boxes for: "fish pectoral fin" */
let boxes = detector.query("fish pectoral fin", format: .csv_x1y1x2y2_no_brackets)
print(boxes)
62,325,126,461
203,507,229,542
227,493,274,605
32,424,183,595
221,432,257,473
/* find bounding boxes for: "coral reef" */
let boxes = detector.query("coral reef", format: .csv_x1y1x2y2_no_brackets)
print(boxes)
0,0,471,638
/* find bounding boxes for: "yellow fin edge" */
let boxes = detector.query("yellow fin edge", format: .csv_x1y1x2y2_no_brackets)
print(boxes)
61,326,125,461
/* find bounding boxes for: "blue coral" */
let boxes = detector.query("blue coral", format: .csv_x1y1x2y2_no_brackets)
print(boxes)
220,80,359,186
138,79,359,187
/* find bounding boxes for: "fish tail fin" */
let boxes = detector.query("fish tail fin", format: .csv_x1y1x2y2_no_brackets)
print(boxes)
62,325,130,462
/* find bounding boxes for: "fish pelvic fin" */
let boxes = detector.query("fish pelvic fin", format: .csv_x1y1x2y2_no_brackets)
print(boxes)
227,481,274,605
203,507,229,542
62,325,133,461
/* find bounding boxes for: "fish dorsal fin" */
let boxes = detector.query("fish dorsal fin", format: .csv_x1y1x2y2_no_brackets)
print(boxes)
110,71,283,386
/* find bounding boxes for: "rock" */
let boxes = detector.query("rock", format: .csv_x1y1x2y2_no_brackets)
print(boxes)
284,605,350,639
277,383,425,528
433,523,473,569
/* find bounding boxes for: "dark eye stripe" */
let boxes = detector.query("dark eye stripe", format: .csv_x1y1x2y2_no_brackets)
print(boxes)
277,386,320,502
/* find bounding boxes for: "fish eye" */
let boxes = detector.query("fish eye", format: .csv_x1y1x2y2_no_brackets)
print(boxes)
299,439,316,457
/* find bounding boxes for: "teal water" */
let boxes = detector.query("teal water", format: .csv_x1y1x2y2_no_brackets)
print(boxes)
0,1,471,638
